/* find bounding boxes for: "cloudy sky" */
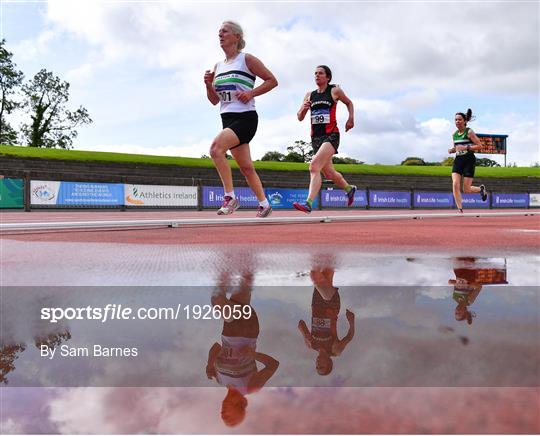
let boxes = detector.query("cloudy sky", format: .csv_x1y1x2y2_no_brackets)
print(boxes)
1,0,538,165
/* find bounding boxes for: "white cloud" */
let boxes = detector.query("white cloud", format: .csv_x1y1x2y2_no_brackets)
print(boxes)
0,418,24,434
4,1,538,164
10,29,56,61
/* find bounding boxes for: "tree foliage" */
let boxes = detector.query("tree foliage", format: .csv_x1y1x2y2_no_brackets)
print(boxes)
21,69,92,148
333,156,363,164
476,157,501,167
287,140,313,163
260,151,285,161
401,156,426,166
0,39,24,145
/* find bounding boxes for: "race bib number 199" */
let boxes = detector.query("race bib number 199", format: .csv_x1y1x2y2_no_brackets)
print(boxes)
311,108,330,124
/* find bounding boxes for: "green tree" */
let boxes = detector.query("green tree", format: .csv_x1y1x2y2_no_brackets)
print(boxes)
21,69,92,148
401,156,426,166
283,151,305,162
333,156,363,164
476,157,501,167
441,157,454,166
260,151,285,161
286,140,313,163
0,39,24,145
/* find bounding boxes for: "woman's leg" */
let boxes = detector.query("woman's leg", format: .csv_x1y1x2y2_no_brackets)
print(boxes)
209,128,242,194
452,172,463,210
307,142,335,202
229,144,266,201
463,177,481,194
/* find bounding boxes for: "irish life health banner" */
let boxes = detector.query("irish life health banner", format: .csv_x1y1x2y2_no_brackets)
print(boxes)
369,191,411,208
321,189,367,208
125,184,197,207
202,187,259,208
413,192,454,208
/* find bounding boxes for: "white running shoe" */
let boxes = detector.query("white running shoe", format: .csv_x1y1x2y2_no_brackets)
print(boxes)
217,196,240,215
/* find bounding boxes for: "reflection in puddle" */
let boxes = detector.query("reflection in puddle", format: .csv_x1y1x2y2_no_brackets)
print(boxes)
1,251,539,432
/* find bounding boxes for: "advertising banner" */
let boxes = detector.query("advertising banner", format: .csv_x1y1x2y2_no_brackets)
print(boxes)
529,193,540,208
321,189,367,208
461,193,490,209
0,178,24,208
369,191,411,208
202,187,259,208
265,188,317,209
31,180,124,206
125,184,197,207
413,192,454,208
30,180,61,205
492,193,529,208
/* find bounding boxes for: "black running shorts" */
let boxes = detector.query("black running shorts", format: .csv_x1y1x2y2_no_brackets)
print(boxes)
452,152,476,178
221,111,258,148
312,132,340,155
221,302,259,338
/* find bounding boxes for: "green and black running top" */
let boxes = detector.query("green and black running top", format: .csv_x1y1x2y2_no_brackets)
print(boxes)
453,127,474,156
310,84,339,137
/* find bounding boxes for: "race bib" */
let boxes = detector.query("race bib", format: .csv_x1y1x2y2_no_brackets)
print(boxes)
215,84,237,103
312,317,331,329
311,108,330,124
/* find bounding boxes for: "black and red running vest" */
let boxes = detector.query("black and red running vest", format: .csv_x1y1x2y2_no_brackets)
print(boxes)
310,84,339,137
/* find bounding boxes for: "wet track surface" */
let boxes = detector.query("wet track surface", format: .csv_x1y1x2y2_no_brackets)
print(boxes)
1,211,539,433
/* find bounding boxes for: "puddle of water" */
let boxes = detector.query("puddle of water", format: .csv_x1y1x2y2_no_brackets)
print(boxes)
2,243,539,433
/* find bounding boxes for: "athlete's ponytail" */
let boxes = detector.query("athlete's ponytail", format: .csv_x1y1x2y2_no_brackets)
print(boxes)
456,108,475,125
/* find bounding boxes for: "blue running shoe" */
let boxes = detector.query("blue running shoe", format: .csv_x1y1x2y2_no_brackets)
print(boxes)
480,184,487,202
346,185,357,206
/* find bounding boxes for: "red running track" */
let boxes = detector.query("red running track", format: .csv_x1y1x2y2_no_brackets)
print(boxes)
1,209,538,254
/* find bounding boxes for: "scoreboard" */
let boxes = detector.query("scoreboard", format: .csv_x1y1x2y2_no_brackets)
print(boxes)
476,134,508,154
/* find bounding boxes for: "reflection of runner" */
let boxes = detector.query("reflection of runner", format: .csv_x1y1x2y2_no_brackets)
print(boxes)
293,65,356,213
298,266,355,375
447,109,488,213
204,21,278,218
449,257,483,325
206,272,279,427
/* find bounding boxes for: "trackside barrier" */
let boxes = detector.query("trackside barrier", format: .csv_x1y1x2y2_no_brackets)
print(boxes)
1,178,536,211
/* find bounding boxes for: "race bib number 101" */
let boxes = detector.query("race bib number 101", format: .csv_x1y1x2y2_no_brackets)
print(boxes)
218,91,234,102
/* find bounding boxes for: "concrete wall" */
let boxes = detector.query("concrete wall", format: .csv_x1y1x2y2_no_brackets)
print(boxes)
1,156,537,192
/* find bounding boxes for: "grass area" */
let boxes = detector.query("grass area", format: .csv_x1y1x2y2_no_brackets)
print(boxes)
1,144,538,178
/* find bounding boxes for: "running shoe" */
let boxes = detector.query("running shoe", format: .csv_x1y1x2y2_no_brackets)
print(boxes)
346,185,357,206
293,202,312,214
217,196,239,215
256,205,272,218
480,184,487,201
457,208,464,214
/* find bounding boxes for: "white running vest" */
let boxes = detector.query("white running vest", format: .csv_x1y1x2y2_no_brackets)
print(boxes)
214,52,256,114
215,335,257,396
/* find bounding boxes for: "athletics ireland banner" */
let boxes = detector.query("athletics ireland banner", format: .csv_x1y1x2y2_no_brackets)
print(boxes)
125,184,197,207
